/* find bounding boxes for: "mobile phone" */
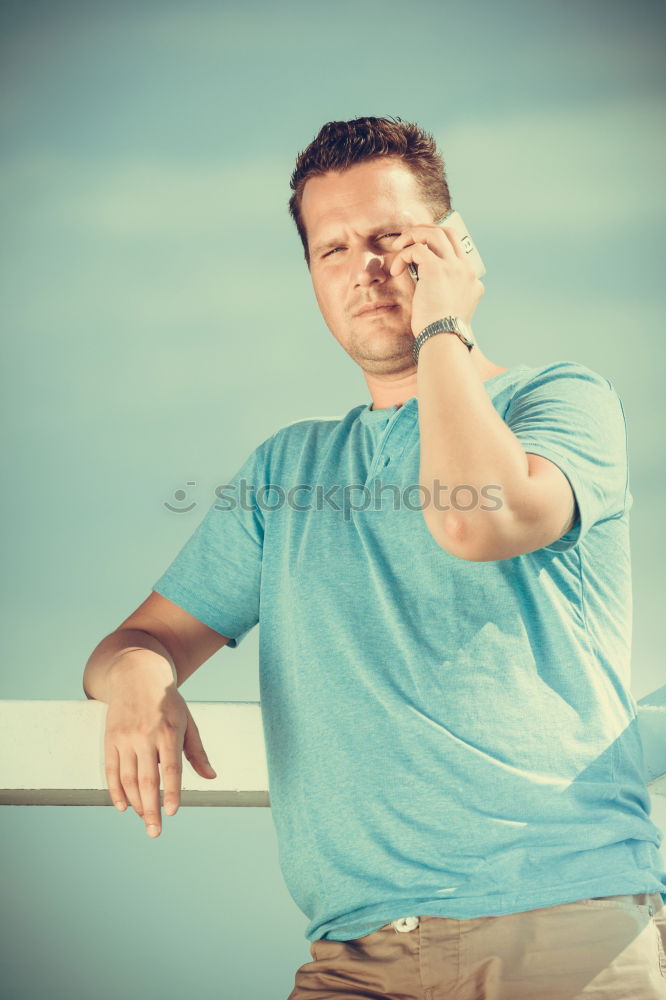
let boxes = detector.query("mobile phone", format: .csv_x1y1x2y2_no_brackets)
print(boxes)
407,209,486,283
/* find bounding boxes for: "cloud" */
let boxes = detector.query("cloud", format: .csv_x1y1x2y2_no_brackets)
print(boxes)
0,153,292,239
2,96,664,246
436,98,666,233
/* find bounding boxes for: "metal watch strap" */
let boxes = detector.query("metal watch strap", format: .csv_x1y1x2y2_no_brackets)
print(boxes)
412,317,475,364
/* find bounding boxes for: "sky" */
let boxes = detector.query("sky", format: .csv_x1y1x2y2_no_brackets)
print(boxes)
1,0,665,997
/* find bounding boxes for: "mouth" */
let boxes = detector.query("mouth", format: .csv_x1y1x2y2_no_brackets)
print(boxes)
354,303,398,318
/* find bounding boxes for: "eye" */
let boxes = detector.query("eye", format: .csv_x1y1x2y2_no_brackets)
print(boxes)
379,232,401,241
322,246,345,258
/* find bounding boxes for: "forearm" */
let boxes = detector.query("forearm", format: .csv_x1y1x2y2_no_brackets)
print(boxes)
83,628,178,702
416,334,531,555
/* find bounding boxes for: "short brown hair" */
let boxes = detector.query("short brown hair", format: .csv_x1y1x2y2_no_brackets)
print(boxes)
288,116,451,267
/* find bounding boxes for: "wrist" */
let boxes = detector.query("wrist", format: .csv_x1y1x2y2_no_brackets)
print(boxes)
108,648,178,694
412,316,475,364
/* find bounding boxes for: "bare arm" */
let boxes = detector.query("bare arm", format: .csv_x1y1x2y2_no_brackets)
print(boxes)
415,336,576,561
83,591,232,838
389,224,577,561
83,590,232,698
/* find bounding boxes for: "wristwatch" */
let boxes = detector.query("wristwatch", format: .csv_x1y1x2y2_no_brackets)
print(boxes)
412,316,475,364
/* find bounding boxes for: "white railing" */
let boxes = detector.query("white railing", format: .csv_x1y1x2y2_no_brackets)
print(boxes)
1,688,664,807
0,701,268,806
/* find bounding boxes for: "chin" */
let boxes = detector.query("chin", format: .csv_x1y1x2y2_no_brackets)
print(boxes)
352,336,414,368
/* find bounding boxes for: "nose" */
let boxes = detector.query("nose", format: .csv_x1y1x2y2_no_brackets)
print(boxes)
354,250,388,287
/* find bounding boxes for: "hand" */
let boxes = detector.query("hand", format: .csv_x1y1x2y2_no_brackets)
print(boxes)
389,224,484,337
104,659,217,838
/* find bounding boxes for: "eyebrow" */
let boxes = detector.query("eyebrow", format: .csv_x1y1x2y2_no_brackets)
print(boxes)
310,225,404,258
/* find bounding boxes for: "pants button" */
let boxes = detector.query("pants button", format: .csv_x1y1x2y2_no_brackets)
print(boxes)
391,916,420,932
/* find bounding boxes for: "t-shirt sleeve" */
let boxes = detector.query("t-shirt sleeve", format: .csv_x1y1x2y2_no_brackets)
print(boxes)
504,362,629,552
151,438,271,647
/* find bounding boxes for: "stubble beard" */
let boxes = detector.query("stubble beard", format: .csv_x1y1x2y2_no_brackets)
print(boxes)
347,315,415,374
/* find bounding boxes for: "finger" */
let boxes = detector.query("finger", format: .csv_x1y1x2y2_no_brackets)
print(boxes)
136,743,162,837
114,748,145,820
159,731,184,817
391,226,454,260
389,242,433,278
438,224,467,262
104,740,128,811
183,712,217,780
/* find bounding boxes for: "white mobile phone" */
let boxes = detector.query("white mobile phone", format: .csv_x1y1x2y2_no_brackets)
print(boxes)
408,209,486,283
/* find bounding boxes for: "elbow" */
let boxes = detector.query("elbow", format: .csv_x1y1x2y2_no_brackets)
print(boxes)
423,508,521,563
421,479,517,561
423,509,485,561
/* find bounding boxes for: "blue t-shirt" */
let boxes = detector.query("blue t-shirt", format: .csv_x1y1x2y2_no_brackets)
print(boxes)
153,361,666,942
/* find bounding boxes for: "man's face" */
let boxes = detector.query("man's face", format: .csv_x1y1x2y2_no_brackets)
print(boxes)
301,156,435,375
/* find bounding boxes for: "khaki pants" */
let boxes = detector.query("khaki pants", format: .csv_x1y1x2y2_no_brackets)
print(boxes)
288,892,666,999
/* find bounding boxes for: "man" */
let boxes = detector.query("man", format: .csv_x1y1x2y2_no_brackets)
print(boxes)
83,117,666,998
